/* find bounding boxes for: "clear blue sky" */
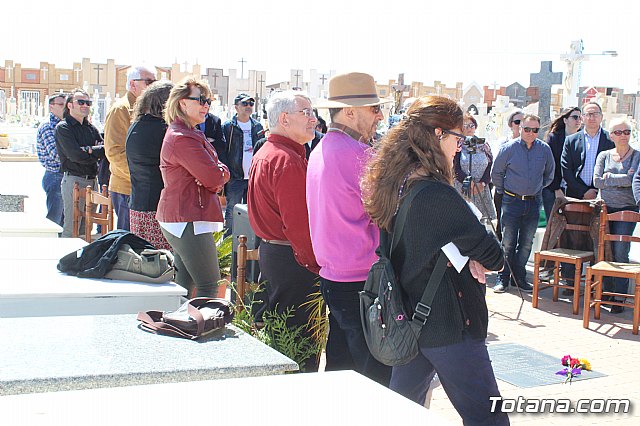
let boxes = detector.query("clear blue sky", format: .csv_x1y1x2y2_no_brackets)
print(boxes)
4,0,638,92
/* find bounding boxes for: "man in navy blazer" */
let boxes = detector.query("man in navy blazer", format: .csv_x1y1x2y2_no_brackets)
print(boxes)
561,102,613,199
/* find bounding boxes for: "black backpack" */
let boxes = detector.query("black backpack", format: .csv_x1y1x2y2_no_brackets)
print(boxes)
359,180,448,366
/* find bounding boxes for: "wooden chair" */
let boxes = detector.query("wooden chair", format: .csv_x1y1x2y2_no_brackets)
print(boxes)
236,235,260,309
72,182,113,242
532,202,595,315
583,207,640,335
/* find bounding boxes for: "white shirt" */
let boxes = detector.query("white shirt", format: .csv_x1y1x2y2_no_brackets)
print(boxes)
238,119,253,180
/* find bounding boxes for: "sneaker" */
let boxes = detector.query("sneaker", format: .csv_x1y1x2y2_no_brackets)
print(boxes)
493,282,507,293
515,282,534,293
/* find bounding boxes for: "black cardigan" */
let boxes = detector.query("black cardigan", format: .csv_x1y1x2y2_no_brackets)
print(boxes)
545,129,566,191
391,180,504,348
125,114,167,212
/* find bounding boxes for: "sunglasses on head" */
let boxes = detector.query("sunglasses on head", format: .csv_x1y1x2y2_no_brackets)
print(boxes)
522,127,540,134
512,119,521,125
186,95,212,106
75,99,92,106
134,78,157,85
240,100,255,107
612,129,631,136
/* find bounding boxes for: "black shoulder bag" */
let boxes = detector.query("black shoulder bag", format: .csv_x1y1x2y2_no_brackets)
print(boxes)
359,181,449,366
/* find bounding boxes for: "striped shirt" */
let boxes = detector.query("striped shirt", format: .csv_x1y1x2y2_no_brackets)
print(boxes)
36,113,62,172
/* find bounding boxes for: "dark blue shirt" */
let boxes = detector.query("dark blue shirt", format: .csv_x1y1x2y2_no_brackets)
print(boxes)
491,137,555,196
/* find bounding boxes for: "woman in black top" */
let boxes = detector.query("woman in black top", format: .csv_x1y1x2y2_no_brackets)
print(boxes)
542,107,582,219
126,81,174,250
362,96,508,425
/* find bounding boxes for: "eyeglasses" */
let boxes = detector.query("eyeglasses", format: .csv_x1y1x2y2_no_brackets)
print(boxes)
443,129,466,145
75,99,92,106
512,119,522,125
567,114,582,121
289,108,316,118
582,112,602,119
370,105,382,114
186,95,212,106
134,78,157,85
612,129,632,136
240,100,255,107
463,123,477,129
522,127,540,133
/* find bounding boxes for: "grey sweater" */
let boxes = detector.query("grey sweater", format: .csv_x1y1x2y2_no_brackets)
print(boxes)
594,148,640,209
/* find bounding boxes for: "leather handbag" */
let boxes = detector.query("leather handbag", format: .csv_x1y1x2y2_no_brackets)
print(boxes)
137,297,234,340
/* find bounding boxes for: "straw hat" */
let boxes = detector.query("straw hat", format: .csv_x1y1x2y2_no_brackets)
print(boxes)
316,72,391,108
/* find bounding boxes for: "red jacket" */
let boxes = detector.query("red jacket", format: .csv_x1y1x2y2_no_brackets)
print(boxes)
156,119,229,223
248,134,319,273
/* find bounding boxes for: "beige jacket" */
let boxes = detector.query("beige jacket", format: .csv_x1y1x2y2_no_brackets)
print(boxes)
104,91,136,195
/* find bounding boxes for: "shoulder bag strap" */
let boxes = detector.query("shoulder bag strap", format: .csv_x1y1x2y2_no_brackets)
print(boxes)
389,180,430,257
411,252,448,326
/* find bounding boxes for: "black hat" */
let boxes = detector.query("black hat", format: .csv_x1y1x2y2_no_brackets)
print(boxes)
234,93,255,104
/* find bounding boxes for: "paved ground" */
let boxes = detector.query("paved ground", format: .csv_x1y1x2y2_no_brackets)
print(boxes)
428,272,640,425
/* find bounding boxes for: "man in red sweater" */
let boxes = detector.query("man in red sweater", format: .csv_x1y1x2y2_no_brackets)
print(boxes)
247,90,321,371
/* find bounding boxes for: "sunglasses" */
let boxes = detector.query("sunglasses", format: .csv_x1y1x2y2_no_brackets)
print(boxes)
443,129,466,145
240,100,255,107
463,123,477,129
370,105,382,114
522,127,540,133
290,108,316,118
134,78,157,85
512,119,522,125
75,99,92,106
567,114,582,121
612,129,632,136
186,95,212,106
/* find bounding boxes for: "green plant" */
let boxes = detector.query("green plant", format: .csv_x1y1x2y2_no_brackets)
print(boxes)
214,231,233,277
299,281,328,353
230,281,324,372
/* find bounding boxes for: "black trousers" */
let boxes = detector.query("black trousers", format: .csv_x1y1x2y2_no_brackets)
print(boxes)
320,278,391,386
259,242,320,371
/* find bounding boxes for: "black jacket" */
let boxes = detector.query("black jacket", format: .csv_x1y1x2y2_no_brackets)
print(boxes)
126,114,167,211
57,230,155,278
545,129,566,191
561,129,613,198
221,116,264,180
202,113,226,158
55,115,105,177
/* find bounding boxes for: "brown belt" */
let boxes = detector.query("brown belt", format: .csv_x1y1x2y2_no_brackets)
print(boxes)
262,239,292,246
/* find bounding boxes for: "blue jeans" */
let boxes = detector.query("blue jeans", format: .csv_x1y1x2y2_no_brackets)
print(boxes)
224,179,248,236
499,193,541,286
320,278,391,386
42,170,64,227
390,334,509,425
604,206,638,294
542,187,557,222
110,191,130,231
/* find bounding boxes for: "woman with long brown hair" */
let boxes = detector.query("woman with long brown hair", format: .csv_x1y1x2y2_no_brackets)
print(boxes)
362,96,508,425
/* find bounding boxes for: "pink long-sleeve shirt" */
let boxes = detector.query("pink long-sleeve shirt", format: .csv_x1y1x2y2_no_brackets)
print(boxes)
306,125,379,282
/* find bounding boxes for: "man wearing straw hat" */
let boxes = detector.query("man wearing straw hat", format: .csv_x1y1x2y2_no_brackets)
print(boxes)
307,72,391,385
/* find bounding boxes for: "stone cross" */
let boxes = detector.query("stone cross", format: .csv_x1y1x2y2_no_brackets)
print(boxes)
93,64,104,85
212,72,219,87
530,61,562,128
41,66,48,80
293,70,302,88
238,58,246,79
319,73,328,85
74,68,82,82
